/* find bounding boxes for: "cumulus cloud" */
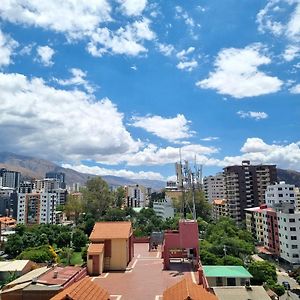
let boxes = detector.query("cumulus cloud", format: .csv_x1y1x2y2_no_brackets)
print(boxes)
176,60,198,71
0,72,140,161
237,111,269,120
290,83,300,93
118,0,147,16
36,46,55,66
176,47,195,59
197,44,283,98
55,68,95,93
0,0,112,39
131,114,194,142
201,137,219,141
257,0,300,42
62,163,164,180
157,43,175,56
87,18,155,57
283,44,300,61
0,29,18,67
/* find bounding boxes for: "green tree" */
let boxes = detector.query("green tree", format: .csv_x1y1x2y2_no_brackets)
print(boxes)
81,246,88,263
56,232,71,249
17,245,57,263
269,284,285,296
221,255,244,266
65,194,84,224
72,230,87,252
200,250,221,265
82,177,113,219
248,261,277,285
104,208,126,221
5,234,24,257
84,218,95,236
115,186,125,208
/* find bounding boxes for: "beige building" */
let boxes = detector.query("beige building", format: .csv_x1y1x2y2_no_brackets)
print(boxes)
212,199,228,220
245,207,265,244
87,222,134,275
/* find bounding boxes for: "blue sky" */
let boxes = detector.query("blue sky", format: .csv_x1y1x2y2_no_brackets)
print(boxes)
0,0,299,181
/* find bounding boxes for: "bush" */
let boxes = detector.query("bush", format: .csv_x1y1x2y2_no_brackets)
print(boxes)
248,261,277,285
270,284,285,296
17,245,57,263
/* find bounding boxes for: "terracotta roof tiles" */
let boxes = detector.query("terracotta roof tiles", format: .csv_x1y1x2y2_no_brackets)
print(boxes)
163,277,218,300
87,243,104,254
50,277,109,300
89,222,132,241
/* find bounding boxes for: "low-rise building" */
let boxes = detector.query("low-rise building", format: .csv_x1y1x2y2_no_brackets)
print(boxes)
153,197,174,219
212,199,227,221
203,173,225,203
87,221,134,274
0,260,35,281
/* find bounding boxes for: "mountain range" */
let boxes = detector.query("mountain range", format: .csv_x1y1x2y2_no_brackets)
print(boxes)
0,152,300,191
0,152,166,190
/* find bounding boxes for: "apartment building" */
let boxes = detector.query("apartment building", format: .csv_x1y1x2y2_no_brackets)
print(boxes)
203,173,225,203
212,199,228,221
125,184,148,208
17,190,57,225
0,169,20,189
153,197,174,219
45,172,66,189
224,160,277,224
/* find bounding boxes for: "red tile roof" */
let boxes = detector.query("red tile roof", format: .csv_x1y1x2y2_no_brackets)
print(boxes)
163,277,218,300
88,243,104,255
89,222,132,240
50,277,109,300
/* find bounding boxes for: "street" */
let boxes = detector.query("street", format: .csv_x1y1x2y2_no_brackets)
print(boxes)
277,270,300,300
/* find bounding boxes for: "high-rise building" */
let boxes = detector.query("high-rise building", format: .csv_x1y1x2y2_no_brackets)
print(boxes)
0,168,20,189
45,172,66,189
224,160,277,224
125,185,147,208
203,173,225,203
17,190,57,225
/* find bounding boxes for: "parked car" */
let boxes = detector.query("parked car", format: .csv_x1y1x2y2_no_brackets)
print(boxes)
282,281,291,290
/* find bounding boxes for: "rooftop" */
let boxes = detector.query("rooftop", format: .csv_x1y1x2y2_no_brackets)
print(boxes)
38,266,83,286
50,277,109,300
203,266,252,278
163,278,218,300
0,260,32,272
213,199,226,205
88,243,104,255
89,221,132,240
213,286,271,300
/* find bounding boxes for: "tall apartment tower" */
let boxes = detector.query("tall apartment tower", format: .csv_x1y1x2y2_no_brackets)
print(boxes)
0,168,21,189
45,172,66,189
223,160,277,224
203,172,225,203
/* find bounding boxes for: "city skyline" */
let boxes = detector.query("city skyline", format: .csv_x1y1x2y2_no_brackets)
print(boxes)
0,0,299,181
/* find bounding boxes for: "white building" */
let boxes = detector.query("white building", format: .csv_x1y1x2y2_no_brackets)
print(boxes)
34,178,60,192
277,204,300,266
153,197,174,219
125,185,147,208
265,182,296,208
203,173,225,203
17,190,57,225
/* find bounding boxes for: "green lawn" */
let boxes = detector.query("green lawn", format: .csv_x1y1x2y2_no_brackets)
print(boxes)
60,251,83,266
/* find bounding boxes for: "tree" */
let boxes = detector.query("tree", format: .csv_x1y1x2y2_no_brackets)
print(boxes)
82,177,113,219
72,230,87,252
56,232,71,249
5,234,23,257
269,284,285,296
17,245,57,263
115,186,125,208
65,194,84,224
248,261,277,285
84,218,95,236
221,255,244,266
103,208,126,221
200,250,221,265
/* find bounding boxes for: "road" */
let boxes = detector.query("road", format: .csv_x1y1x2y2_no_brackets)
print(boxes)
278,270,300,300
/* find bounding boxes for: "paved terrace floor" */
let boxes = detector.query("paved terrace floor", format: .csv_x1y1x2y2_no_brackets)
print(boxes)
92,243,198,300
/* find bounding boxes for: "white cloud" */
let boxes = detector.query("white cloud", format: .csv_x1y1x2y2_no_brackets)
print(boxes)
176,60,198,71
283,44,300,61
157,43,175,56
290,83,300,93
36,46,55,66
19,43,35,56
118,0,147,16
0,0,112,39
257,0,300,42
0,72,140,161
131,114,194,142
55,68,95,93
197,44,283,98
176,47,195,59
87,18,155,56
237,111,269,120
62,163,164,181
0,29,18,67
201,137,219,141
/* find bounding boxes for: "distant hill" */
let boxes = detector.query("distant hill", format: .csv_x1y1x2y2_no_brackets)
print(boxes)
277,168,300,187
0,152,165,190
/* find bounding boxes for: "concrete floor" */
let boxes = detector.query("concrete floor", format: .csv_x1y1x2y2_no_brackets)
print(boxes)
92,243,198,300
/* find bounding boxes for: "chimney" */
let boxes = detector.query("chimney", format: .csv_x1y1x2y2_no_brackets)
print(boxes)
245,280,252,291
53,271,58,279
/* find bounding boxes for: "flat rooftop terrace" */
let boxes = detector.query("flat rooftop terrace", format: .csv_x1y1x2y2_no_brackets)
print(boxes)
92,243,198,300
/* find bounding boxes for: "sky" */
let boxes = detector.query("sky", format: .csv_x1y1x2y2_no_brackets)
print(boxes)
0,0,299,182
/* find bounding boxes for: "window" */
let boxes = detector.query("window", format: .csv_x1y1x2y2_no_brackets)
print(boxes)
293,254,299,258
216,277,223,286
290,194,295,197
289,219,296,223
279,194,283,197
292,245,298,249
291,236,297,240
